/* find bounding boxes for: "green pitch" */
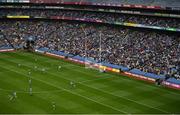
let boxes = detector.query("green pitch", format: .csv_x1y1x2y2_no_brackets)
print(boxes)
0,51,180,114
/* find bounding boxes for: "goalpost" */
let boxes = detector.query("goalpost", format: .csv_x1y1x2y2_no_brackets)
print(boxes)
81,26,104,72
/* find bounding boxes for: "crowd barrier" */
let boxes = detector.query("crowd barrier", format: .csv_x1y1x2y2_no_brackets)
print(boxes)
0,45,14,52
36,48,180,90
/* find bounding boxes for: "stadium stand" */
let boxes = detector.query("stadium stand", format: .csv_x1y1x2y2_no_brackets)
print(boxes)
1,9,180,28
0,20,179,80
0,30,13,49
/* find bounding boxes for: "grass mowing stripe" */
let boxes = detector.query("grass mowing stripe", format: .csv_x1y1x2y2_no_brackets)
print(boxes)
0,87,65,94
1,64,125,114
79,75,116,83
0,101,20,113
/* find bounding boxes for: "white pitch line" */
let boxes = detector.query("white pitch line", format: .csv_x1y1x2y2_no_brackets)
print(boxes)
32,90,65,94
2,66,127,114
61,65,78,67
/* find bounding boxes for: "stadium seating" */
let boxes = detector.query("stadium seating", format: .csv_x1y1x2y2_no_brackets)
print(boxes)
85,0,180,7
0,20,179,79
59,0,180,7
0,9,180,28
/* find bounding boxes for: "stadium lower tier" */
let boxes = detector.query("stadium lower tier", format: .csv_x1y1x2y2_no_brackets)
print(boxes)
0,20,179,81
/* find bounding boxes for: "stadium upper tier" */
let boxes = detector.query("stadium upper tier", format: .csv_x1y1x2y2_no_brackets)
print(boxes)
1,9,180,29
0,0,180,8
78,0,180,7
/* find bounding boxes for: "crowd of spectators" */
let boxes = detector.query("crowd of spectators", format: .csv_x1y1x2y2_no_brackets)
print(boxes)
80,0,180,7
0,9,180,28
0,28,25,49
0,37,8,48
0,20,179,79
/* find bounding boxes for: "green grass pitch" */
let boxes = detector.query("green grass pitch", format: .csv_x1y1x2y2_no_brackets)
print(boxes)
0,51,180,114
